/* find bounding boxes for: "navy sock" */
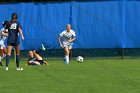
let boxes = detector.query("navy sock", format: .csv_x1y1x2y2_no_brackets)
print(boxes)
6,55,10,67
16,55,20,67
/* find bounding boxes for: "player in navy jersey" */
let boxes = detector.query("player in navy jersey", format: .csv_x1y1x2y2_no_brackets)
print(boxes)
5,13,24,71
28,50,49,66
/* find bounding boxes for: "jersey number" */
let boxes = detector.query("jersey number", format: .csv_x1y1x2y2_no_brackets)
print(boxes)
10,23,17,29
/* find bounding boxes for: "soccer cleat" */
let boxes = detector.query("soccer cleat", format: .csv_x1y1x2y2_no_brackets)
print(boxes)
0,62,3,66
67,61,69,65
16,67,23,71
42,44,46,51
6,67,8,71
64,58,69,65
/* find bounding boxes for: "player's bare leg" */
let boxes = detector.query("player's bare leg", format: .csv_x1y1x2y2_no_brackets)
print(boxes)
2,47,7,59
0,49,3,66
34,61,41,65
6,45,12,70
33,50,43,60
0,49,4,56
0,47,7,66
64,47,70,64
33,50,49,65
3,47,7,54
7,45,12,56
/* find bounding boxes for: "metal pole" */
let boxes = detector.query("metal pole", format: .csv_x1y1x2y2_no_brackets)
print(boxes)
122,0,126,59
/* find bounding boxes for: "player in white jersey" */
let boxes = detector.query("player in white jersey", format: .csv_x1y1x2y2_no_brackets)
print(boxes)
58,24,76,64
0,21,8,66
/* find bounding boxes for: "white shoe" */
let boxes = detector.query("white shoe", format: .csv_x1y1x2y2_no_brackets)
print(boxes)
0,56,2,62
16,67,23,71
66,61,69,65
6,67,8,71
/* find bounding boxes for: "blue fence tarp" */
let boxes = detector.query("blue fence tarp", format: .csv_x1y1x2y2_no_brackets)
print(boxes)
0,1,139,50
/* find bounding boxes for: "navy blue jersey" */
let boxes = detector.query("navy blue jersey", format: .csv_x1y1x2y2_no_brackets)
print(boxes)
28,57,36,65
28,57,44,65
28,57,36,61
6,21,22,45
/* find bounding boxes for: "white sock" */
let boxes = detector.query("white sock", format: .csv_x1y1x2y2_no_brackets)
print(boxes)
65,55,69,64
2,54,6,59
0,56,1,62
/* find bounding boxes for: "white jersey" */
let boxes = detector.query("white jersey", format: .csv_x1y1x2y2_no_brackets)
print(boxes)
59,30,76,45
0,28,7,45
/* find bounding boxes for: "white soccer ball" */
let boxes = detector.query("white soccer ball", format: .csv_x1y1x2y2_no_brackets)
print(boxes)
77,56,84,63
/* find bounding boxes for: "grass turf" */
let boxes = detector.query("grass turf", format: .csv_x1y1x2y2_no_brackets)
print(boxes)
0,58,140,93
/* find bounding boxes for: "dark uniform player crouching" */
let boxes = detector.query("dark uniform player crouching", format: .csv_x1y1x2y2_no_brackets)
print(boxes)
28,50,49,66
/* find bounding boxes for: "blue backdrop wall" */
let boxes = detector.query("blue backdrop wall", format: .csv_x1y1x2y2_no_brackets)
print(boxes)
0,0,139,50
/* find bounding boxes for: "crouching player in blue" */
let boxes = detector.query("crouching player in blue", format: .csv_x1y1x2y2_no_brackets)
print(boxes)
28,50,49,66
0,21,8,66
4,13,24,71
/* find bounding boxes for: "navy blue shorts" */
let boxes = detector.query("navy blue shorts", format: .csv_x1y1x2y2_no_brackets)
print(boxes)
36,60,44,65
31,60,44,65
7,43,19,46
31,62,37,65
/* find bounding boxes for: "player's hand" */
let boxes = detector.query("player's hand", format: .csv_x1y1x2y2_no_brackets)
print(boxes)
60,44,64,48
5,33,8,36
22,36,24,41
33,50,36,52
68,40,72,43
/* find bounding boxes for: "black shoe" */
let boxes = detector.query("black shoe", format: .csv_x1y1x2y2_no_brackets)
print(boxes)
0,62,3,66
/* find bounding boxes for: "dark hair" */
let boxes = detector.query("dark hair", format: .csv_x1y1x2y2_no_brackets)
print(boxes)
11,13,18,20
2,21,9,27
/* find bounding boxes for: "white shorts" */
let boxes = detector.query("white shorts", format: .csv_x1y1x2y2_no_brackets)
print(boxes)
0,44,6,49
63,44,72,49
63,43,73,49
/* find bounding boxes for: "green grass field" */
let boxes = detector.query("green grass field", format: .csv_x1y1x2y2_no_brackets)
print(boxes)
0,58,140,93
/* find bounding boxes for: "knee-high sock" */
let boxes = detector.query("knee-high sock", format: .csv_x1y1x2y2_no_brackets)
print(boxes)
65,55,69,64
2,54,6,59
16,55,20,67
6,55,10,67
0,56,1,62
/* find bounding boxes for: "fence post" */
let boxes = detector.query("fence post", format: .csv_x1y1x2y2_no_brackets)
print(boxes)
122,0,126,59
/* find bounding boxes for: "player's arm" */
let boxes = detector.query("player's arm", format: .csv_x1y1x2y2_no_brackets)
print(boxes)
0,28,8,37
58,36,64,48
68,37,76,43
1,32,8,37
28,60,40,65
58,31,65,48
1,31,8,37
18,27,24,40
68,31,76,43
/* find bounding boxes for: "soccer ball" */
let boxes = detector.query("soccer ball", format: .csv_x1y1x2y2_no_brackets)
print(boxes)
77,56,84,63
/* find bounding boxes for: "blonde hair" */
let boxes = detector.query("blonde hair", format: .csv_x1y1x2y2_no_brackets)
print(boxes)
66,24,71,27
